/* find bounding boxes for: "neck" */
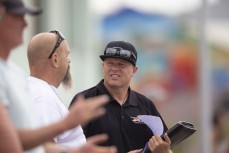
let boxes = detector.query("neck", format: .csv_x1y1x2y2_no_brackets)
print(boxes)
0,45,11,60
104,83,129,105
30,73,60,88
30,65,63,88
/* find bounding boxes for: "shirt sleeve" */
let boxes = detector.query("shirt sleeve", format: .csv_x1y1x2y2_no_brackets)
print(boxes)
0,72,9,107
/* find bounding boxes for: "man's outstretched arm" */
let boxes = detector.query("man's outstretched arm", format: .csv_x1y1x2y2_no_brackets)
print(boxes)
0,102,22,153
44,134,117,153
17,95,108,150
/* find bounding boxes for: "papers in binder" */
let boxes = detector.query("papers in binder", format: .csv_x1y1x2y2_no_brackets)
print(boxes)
137,115,164,135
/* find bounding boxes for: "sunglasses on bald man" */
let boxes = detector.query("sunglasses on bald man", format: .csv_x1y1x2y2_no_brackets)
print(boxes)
48,30,65,59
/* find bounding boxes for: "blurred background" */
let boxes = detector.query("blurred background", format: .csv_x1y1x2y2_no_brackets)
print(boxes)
9,0,229,153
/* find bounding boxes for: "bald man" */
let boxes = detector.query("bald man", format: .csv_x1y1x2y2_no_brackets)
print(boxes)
27,31,86,148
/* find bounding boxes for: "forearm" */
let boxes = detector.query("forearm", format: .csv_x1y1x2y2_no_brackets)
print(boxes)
44,142,69,153
45,134,118,153
44,142,82,153
17,119,69,150
0,105,23,153
149,150,172,153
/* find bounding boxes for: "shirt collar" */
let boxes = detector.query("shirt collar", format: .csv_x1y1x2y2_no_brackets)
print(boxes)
127,89,138,106
96,80,116,102
27,76,59,93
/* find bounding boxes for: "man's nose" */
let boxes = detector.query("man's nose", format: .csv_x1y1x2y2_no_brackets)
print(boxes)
110,63,120,70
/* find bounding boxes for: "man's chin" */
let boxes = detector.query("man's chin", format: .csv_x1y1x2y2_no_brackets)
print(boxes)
107,81,120,88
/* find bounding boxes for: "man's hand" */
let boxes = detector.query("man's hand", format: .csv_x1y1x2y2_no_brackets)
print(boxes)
127,149,142,153
69,134,117,153
148,133,172,153
62,95,109,130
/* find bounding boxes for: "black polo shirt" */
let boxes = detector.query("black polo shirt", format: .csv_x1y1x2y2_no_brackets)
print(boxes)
70,80,168,153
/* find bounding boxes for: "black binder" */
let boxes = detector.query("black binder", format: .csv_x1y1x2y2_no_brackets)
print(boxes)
140,121,197,153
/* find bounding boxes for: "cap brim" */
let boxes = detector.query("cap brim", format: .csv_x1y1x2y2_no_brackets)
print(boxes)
3,0,42,16
9,7,42,15
100,55,136,66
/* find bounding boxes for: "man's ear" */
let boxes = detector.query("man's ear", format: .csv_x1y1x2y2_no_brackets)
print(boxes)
50,53,59,68
131,66,138,77
102,62,105,73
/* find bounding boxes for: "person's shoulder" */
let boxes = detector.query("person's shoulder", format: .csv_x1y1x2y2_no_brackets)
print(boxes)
70,85,99,107
132,90,156,107
7,61,27,77
27,77,53,102
77,85,99,97
132,90,152,102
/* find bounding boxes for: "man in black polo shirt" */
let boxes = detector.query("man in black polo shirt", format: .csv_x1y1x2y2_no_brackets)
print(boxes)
70,41,172,153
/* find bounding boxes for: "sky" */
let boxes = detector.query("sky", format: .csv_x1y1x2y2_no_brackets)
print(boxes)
89,0,219,16
89,0,229,48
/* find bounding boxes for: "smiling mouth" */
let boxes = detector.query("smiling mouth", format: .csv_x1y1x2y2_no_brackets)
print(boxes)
110,74,120,79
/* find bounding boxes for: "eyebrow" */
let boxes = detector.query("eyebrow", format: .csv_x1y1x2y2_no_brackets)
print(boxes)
106,59,129,64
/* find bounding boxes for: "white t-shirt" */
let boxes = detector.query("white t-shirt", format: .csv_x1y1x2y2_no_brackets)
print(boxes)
27,76,86,148
0,59,44,153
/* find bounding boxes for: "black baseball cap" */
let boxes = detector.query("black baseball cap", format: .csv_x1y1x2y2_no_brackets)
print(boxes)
100,41,138,66
1,0,42,15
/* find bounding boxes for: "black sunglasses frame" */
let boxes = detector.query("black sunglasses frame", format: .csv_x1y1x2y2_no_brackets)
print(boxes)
105,47,136,60
48,30,65,59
